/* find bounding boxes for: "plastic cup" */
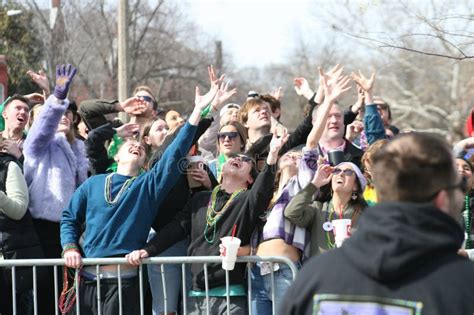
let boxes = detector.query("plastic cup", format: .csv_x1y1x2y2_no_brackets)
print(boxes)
220,236,241,270
331,219,352,247
187,156,204,188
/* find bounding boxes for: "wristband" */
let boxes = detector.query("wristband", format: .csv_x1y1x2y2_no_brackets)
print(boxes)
200,104,212,118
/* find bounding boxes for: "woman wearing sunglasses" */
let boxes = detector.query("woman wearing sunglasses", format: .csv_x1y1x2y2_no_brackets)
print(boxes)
284,161,367,257
208,121,248,181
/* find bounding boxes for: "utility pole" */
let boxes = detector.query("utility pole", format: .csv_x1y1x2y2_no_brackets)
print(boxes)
117,0,129,122
0,55,7,103
215,41,223,74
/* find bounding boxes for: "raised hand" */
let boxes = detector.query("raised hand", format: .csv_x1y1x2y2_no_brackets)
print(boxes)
195,83,219,112
211,81,237,109
26,69,50,94
351,70,376,92
319,68,352,104
351,70,376,104
315,64,345,103
311,164,333,188
115,123,140,138
23,92,45,105
53,64,77,100
319,64,344,88
208,65,225,89
270,87,283,100
267,129,289,165
0,140,22,159
345,120,364,142
120,96,147,116
350,85,365,114
294,78,315,100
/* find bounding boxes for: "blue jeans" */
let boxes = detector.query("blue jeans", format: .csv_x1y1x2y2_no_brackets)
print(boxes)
147,231,190,314
250,262,300,315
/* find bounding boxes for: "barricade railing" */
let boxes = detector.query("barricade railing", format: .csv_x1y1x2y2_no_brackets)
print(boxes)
0,255,298,315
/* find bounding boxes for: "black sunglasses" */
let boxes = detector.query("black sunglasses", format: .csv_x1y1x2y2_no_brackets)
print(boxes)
139,95,153,103
230,153,253,163
332,168,355,176
217,132,239,141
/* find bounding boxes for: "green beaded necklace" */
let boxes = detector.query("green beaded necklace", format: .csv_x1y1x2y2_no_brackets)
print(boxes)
464,194,471,249
204,185,246,244
325,210,336,249
104,173,137,206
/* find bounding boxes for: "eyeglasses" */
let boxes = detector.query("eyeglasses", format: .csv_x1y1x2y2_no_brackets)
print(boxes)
332,168,355,176
217,132,239,141
138,95,153,103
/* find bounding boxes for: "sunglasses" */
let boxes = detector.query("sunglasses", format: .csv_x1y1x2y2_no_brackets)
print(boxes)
230,153,253,163
332,168,355,176
217,131,239,141
138,95,154,103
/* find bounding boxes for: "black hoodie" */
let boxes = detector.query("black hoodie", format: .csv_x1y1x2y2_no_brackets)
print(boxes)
280,202,474,315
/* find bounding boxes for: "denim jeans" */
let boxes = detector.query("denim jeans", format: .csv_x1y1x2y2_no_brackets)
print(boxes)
250,262,300,315
147,230,190,314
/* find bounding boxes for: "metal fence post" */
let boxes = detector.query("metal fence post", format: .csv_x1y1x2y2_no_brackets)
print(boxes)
11,266,16,315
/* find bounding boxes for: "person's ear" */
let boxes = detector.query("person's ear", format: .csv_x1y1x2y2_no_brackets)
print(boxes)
143,135,151,146
247,173,254,186
433,190,450,215
2,110,7,120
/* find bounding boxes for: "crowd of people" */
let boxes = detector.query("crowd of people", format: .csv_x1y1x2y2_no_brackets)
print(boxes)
0,63,473,315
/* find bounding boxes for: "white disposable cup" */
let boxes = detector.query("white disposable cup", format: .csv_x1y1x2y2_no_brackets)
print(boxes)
187,156,204,188
220,236,241,271
188,156,204,164
332,219,352,248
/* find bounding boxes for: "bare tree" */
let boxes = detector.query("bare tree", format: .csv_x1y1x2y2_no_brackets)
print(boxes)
299,0,474,139
25,0,219,113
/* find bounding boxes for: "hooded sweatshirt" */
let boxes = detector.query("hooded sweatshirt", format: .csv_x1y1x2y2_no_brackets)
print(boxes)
280,202,474,315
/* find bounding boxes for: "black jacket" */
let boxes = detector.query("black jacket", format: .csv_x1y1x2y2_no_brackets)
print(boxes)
0,154,45,290
281,202,474,315
144,163,277,290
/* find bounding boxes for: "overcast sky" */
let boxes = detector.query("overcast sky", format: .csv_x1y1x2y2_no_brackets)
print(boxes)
184,0,318,67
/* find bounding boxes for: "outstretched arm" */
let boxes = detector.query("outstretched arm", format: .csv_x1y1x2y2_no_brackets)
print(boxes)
146,79,220,201
351,70,385,144
24,64,77,158
248,131,288,217
307,67,352,149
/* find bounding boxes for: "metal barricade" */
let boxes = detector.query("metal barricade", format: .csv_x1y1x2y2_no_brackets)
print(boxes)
0,255,298,315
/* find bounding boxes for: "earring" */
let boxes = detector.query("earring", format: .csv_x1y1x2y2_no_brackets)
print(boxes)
351,191,357,200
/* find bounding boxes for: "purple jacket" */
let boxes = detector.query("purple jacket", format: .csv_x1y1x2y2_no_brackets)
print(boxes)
24,96,88,222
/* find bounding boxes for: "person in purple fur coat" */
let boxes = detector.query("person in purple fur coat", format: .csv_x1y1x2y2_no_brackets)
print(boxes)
23,64,88,314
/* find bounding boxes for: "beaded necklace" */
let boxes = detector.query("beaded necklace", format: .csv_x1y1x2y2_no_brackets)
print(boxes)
59,267,80,314
104,173,137,206
464,194,471,249
204,185,246,244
